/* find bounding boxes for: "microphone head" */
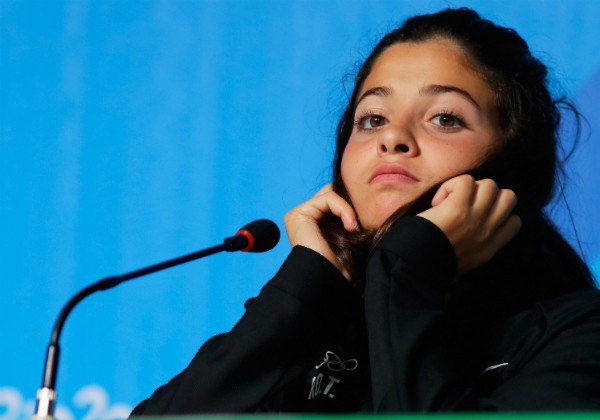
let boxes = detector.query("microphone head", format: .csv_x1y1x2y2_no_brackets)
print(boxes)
234,219,280,252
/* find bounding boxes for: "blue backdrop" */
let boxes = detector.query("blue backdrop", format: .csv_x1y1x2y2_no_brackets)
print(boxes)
1,1,599,418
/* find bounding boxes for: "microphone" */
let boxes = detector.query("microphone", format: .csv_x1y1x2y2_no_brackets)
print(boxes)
33,219,280,419
225,219,280,252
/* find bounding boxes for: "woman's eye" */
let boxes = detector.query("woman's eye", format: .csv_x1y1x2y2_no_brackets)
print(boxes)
431,113,464,129
355,114,388,130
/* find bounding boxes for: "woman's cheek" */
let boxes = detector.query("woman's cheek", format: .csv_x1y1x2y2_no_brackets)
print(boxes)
340,142,364,182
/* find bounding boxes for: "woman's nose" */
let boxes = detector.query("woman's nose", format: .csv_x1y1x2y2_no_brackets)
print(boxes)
377,127,417,156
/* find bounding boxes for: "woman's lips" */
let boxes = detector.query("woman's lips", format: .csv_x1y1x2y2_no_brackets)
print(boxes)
369,163,419,184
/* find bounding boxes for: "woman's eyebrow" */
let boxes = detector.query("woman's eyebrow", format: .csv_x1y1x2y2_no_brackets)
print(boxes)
419,84,481,110
355,86,393,107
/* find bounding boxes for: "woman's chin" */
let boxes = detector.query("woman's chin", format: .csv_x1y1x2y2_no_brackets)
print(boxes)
360,208,404,230
349,189,418,230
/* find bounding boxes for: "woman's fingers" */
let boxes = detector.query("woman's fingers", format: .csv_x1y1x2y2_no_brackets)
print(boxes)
315,183,333,196
488,214,522,254
306,184,357,230
419,175,521,275
292,188,357,232
430,174,476,207
485,188,518,227
471,178,499,219
284,186,357,280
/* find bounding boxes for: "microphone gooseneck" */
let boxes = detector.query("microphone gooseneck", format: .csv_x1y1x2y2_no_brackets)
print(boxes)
33,219,280,419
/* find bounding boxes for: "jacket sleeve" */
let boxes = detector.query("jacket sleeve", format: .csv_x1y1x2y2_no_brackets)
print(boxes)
364,215,462,411
130,245,353,415
364,215,600,411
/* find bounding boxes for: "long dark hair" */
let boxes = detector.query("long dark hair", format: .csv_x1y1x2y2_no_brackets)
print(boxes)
320,8,595,292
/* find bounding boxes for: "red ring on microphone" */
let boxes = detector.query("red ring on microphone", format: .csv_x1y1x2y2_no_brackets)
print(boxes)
235,229,254,252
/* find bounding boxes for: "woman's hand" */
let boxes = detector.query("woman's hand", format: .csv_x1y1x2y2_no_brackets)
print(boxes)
284,184,358,280
418,175,522,275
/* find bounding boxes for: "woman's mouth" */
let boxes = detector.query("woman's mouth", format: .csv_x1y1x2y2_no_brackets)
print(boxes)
369,163,419,184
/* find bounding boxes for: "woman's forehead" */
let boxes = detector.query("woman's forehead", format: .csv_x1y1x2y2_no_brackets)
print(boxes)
359,39,495,109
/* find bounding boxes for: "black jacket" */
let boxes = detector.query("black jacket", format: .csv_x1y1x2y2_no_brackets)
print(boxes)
131,216,600,414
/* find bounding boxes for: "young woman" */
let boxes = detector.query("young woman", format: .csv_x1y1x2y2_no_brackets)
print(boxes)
131,8,600,414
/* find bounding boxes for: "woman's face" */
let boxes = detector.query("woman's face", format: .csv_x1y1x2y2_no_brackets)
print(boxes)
341,38,501,229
